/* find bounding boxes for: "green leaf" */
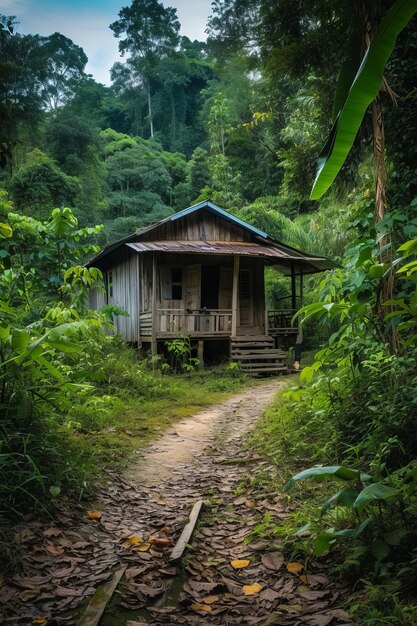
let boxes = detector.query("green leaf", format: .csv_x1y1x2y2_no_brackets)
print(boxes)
371,540,390,561
321,486,360,514
332,30,363,121
0,222,12,238
353,483,399,508
48,340,83,354
311,0,417,200
368,263,389,279
11,330,31,353
284,465,360,492
49,486,61,497
0,323,10,341
314,532,337,556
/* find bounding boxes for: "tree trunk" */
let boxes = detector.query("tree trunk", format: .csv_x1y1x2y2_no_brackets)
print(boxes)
147,78,154,138
372,96,399,353
372,97,387,226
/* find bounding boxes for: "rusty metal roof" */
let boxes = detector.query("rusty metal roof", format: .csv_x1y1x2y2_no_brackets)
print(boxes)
86,201,337,275
125,241,334,274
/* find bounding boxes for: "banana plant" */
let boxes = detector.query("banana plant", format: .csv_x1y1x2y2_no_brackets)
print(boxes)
311,0,417,201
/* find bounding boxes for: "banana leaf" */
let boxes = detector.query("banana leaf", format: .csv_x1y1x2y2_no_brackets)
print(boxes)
311,0,417,200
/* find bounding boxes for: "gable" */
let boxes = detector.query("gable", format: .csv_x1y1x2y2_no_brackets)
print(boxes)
140,208,254,243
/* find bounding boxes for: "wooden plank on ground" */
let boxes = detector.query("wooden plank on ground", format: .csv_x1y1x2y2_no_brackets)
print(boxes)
76,564,126,626
170,500,203,562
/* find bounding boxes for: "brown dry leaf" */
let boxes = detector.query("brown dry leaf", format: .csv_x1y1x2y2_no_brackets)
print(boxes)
244,499,256,509
133,542,151,552
45,545,65,555
191,602,212,613
86,511,102,521
19,588,40,602
261,551,284,571
242,582,263,596
202,595,219,605
149,537,173,546
121,535,143,548
43,527,62,538
282,603,303,614
231,559,250,569
287,562,304,574
0,576,4,587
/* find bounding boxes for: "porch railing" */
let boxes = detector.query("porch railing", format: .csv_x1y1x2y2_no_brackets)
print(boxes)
267,309,299,334
140,309,233,335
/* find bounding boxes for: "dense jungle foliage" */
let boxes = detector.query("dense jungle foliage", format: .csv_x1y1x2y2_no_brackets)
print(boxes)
1,0,417,621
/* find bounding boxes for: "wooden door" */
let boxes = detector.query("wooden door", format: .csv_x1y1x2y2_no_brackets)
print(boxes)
184,264,201,310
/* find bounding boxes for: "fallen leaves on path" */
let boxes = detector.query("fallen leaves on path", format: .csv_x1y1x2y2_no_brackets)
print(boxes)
2,382,355,626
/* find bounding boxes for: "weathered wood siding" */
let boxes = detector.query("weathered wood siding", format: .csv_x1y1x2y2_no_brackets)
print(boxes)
88,289,106,311
106,254,140,342
141,210,252,242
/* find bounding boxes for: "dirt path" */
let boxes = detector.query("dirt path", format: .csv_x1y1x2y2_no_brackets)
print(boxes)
1,380,355,626
126,380,280,485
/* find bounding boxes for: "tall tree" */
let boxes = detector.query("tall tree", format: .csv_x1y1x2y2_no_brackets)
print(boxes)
110,0,180,138
0,15,46,172
40,33,88,110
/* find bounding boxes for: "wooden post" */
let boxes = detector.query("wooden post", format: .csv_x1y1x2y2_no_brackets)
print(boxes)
151,253,157,358
197,340,204,369
299,268,304,308
264,264,268,336
231,256,240,337
136,255,141,348
291,264,296,311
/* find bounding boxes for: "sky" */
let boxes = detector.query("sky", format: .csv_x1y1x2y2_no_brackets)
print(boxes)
0,0,212,84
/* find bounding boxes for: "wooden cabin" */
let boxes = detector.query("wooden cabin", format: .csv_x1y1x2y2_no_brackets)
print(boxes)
88,201,334,373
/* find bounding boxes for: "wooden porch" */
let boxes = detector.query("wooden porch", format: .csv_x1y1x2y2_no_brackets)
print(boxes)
139,307,299,341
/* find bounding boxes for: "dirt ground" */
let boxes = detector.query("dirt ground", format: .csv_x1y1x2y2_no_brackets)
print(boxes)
1,379,355,626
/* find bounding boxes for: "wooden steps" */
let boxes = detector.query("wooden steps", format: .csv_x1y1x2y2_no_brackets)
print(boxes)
230,336,288,376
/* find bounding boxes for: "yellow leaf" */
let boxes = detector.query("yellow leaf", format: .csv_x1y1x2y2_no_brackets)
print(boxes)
244,499,256,509
231,559,250,569
154,494,167,506
202,595,219,604
191,603,212,613
32,619,50,625
299,574,309,584
121,535,144,548
287,562,304,574
86,511,102,521
242,582,263,596
132,542,151,552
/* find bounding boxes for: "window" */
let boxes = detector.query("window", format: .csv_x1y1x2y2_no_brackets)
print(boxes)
171,267,183,300
106,270,113,300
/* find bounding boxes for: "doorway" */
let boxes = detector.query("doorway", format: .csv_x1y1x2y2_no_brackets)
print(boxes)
201,266,219,309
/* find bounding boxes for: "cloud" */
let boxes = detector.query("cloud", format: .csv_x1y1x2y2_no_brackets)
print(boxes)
0,0,30,15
